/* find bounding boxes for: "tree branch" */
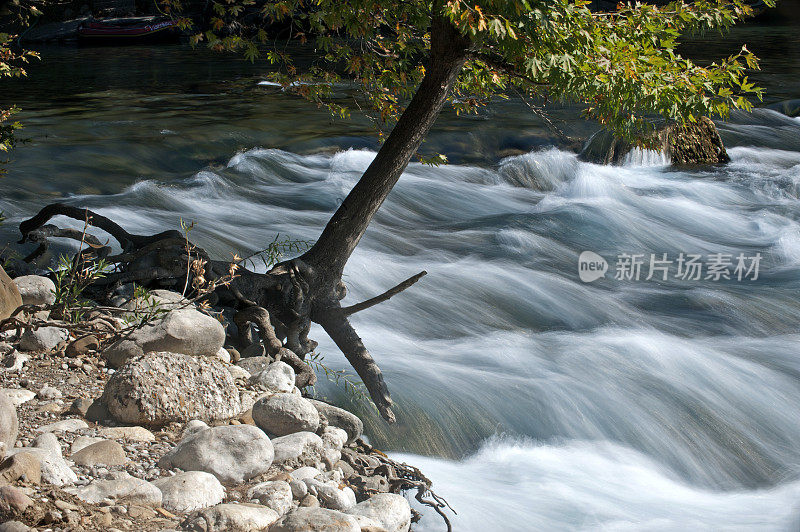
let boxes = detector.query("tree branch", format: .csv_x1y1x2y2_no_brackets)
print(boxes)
340,271,426,316
318,308,395,422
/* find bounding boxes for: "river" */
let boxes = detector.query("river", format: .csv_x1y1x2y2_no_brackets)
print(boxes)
2,21,800,531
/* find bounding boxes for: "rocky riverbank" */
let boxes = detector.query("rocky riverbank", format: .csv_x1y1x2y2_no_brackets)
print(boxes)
0,271,439,531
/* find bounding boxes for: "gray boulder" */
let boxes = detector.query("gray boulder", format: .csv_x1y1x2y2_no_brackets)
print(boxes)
271,432,325,469
346,494,412,532
249,361,294,393
182,503,279,531
305,479,356,511
309,400,363,445
66,471,162,506
236,356,272,376
19,326,68,352
103,307,225,368
152,471,225,513
271,507,360,532
31,432,61,455
70,440,127,467
70,436,105,454
252,393,319,437
13,275,56,306
246,480,292,516
102,351,243,425
0,391,18,459
158,424,273,485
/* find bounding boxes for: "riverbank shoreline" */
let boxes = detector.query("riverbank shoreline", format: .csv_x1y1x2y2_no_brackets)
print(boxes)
1,273,441,531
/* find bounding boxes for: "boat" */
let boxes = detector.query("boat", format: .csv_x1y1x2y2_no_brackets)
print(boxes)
77,18,179,45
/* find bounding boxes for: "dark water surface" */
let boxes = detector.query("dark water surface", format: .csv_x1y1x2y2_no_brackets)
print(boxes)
3,22,800,531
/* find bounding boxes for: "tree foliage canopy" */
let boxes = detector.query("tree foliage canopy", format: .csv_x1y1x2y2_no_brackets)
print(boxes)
162,0,775,139
0,4,38,174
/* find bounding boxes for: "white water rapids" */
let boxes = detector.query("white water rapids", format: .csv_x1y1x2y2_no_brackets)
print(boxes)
4,108,800,530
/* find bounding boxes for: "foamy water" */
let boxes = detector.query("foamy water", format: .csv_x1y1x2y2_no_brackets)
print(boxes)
4,107,800,530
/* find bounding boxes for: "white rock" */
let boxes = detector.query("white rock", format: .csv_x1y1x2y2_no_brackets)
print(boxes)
19,326,68,352
350,514,386,529
8,447,77,486
182,419,209,439
0,391,18,460
36,385,62,400
1,351,28,373
235,356,271,376
246,480,292,516
152,471,225,513
346,494,412,532
70,436,105,454
226,365,251,381
183,503,279,531
31,432,61,455
308,400,364,445
66,471,162,506
214,347,231,364
322,427,348,451
158,424,273,484
290,467,322,482
35,418,87,433
271,432,325,469
270,507,360,532
252,393,319,436
288,479,308,499
13,275,56,306
102,351,243,425
98,426,155,442
249,361,294,393
305,479,356,511
1,389,35,407
102,308,225,368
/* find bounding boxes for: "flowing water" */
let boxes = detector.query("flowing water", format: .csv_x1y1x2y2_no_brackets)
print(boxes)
3,22,800,531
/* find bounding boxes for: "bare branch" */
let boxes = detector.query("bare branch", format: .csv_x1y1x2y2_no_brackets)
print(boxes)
341,271,426,316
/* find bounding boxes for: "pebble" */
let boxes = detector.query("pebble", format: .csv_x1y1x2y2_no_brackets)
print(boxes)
36,385,62,400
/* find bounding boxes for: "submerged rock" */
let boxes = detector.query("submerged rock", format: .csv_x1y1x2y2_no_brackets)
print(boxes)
102,351,242,425
579,116,729,166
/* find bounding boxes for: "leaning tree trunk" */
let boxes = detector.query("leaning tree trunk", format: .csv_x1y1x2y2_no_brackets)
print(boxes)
297,16,471,422
16,16,472,423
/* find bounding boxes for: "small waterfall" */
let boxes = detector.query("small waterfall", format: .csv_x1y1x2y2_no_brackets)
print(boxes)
622,146,671,167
